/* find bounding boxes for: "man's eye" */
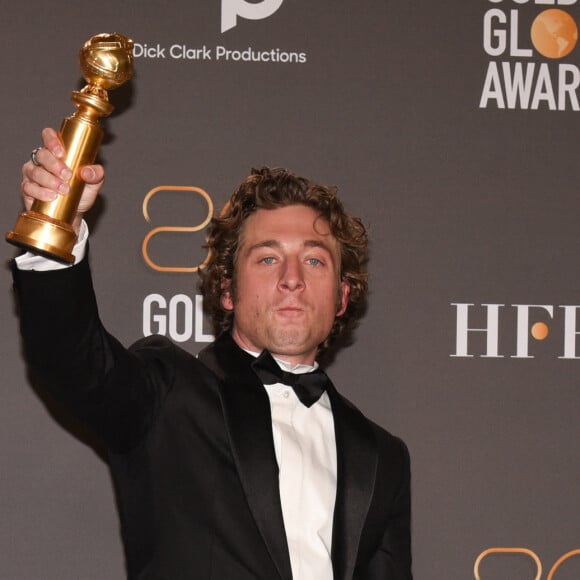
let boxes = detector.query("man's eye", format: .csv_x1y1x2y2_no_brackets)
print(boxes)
307,258,322,266
261,257,276,264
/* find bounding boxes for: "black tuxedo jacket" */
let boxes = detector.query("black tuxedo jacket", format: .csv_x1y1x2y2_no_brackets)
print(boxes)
13,257,412,580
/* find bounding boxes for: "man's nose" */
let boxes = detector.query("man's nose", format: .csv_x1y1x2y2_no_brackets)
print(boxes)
278,258,305,291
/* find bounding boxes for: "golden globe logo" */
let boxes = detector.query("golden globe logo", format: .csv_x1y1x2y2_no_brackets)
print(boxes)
531,8,578,57
480,0,580,110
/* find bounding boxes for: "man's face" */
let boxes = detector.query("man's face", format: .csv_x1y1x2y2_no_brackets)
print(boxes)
221,204,350,366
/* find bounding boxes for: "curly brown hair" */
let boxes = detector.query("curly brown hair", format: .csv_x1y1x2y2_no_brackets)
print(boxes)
199,166,368,355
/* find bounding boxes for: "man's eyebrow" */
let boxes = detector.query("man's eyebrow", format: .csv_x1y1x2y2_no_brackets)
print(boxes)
246,240,280,253
304,240,332,252
246,239,334,253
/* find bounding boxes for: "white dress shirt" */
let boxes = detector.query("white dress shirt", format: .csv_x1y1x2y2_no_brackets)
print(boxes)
258,356,337,580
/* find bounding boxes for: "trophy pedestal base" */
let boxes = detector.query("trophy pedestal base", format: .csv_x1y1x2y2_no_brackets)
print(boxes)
6,211,76,264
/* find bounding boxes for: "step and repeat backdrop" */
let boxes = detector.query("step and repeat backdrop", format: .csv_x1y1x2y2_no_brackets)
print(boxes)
1,1,579,578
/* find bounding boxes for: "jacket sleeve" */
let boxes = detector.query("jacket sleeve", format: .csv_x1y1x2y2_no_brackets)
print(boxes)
12,254,169,453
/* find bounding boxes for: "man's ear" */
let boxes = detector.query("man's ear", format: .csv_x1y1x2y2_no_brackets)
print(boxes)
220,279,234,311
336,280,350,317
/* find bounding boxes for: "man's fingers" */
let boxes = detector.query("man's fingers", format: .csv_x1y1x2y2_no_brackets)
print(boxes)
21,178,59,205
24,148,71,185
21,129,106,218
41,128,65,159
26,164,70,195
80,164,105,185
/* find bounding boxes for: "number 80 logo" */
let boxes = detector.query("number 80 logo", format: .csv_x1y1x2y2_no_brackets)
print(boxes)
474,548,580,579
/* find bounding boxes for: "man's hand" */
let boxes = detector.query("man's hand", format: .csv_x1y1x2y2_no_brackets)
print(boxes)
21,128,105,234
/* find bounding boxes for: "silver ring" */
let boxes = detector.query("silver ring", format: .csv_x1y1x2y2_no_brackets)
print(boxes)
30,147,42,167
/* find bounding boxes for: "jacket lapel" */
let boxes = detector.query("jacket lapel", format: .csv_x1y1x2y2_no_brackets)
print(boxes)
198,334,293,580
329,386,378,580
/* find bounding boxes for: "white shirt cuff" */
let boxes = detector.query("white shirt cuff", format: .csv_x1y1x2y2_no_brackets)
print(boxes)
14,221,89,271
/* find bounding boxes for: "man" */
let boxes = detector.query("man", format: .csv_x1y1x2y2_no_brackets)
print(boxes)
13,128,412,579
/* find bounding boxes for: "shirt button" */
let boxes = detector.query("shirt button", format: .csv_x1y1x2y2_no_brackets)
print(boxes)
283,390,290,399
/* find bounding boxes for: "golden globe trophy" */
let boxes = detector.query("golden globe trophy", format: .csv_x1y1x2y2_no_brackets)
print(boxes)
6,33,134,263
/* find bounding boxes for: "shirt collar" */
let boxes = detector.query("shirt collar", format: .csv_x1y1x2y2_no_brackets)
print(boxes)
242,347,318,374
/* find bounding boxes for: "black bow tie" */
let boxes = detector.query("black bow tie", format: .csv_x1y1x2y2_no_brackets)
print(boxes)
251,350,329,407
